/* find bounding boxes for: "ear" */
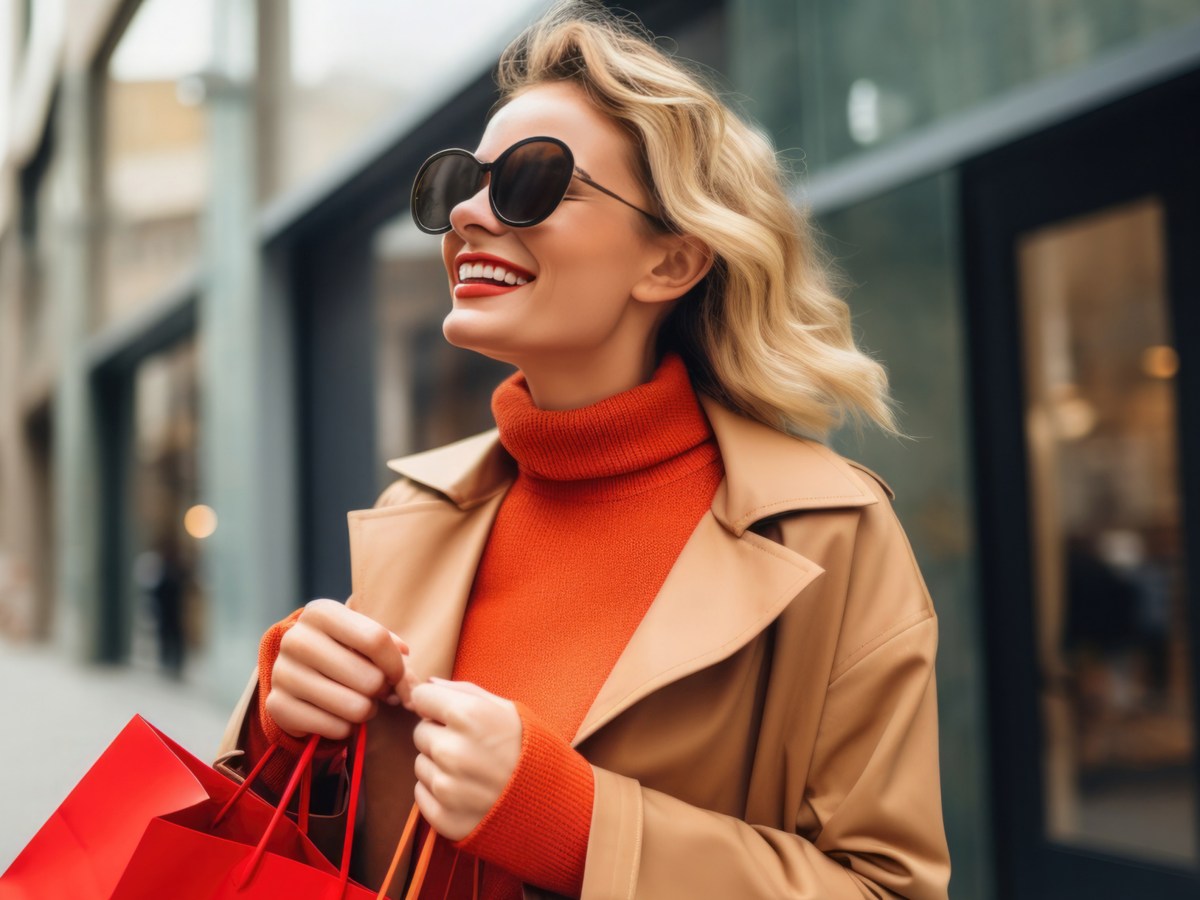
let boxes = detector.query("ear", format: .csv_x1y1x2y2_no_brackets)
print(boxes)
631,235,714,305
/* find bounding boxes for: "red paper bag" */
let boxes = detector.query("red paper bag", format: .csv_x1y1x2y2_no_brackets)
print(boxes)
0,715,372,900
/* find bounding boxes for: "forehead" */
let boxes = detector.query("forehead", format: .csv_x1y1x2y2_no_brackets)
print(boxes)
477,82,634,170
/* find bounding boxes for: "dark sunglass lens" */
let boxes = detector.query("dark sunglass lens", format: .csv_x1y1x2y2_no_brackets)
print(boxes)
493,141,573,225
412,152,481,232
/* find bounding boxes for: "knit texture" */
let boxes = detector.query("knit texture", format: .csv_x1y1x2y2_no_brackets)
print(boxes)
422,353,722,899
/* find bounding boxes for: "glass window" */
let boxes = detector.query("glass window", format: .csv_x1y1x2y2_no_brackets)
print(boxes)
259,0,549,202
100,0,213,330
1019,197,1194,864
730,0,1200,174
821,174,992,897
371,216,513,487
129,337,209,678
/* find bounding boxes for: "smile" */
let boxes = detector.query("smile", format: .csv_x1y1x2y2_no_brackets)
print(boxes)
453,253,536,300
457,262,530,286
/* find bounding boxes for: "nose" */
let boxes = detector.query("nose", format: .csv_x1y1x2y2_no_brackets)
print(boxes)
447,175,506,237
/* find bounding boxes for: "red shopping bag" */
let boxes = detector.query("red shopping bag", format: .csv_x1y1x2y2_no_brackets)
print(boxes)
0,714,372,899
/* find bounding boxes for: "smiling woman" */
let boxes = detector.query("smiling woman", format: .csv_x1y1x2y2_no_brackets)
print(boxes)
218,3,950,898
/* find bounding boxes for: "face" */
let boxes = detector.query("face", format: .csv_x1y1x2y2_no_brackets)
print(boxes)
438,81,668,371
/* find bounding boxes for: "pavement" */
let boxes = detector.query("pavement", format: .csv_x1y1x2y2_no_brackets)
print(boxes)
0,638,232,871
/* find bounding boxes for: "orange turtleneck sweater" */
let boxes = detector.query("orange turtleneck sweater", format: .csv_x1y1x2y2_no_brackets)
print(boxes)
252,354,723,899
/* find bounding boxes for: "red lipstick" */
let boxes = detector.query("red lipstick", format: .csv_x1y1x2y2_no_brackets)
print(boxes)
453,252,536,300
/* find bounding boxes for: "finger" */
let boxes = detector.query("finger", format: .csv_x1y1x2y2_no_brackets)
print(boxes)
427,677,493,699
391,672,417,710
409,681,473,729
412,718,438,758
265,691,353,741
302,600,410,684
285,625,390,698
273,655,379,724
413,752,441,796
413,781,447,834
413,782,472,843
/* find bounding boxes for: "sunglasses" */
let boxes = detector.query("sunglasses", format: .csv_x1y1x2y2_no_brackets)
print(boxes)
410,135,664,234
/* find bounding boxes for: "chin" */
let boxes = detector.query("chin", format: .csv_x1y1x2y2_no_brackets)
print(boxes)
442,312,523,367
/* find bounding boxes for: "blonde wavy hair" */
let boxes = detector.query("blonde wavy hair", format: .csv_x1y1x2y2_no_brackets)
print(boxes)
494,1,897,439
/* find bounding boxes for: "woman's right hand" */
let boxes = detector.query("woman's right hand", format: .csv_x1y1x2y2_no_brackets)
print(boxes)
265,598,415,741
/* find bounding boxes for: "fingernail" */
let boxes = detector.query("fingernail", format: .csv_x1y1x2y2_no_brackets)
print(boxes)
386,694,403,706
429,676,449,684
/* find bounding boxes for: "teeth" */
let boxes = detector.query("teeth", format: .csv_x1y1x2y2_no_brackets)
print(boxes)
458,260,532,286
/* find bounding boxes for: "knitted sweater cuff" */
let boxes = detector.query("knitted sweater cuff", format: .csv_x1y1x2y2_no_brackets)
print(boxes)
454,702,594,896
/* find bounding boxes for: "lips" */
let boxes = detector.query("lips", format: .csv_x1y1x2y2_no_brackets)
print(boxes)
453,252,536,299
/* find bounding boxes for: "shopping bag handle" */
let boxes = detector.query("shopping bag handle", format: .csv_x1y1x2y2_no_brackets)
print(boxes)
375,803,479,900
216,724,368,897
212,742,284,829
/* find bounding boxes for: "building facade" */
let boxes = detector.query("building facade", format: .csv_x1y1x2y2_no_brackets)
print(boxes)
1,1,1198,896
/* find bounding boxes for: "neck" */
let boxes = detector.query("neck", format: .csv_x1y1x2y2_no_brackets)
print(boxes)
520,342,661,411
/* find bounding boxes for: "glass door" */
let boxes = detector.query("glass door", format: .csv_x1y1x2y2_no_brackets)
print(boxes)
965,69,1200,897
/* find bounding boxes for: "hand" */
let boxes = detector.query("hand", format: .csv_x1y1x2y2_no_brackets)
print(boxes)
410,679,522,841
265,598,417,741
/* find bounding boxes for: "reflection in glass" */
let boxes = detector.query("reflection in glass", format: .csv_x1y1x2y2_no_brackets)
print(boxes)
130,339,207,678
1019,197,1194,864
730,0,1200,173
101,0,212,329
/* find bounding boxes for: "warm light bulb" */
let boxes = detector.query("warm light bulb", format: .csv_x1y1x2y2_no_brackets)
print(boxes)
184,504,218,539
1142,345,1179,379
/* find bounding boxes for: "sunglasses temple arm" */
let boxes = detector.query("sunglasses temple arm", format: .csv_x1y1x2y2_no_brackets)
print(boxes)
573,173,666,226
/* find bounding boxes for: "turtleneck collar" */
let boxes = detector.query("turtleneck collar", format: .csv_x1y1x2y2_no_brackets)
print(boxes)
491,354,719,497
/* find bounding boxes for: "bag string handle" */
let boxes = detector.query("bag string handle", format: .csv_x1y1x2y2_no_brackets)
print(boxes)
234,731,323,886
375,803,479,900
212,742,281,828
213,726,479,899
211,724,368,898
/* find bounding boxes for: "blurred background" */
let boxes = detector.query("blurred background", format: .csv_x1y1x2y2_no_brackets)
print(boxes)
0,1,1197,896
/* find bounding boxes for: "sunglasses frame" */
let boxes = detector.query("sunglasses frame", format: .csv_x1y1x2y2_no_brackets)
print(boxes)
410,135,665,234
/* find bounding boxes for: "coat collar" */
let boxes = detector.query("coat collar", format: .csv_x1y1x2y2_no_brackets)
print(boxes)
360,394,889,745
386,395,882,534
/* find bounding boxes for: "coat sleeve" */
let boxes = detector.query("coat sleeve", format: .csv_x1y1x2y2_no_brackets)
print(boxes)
578,493,950,899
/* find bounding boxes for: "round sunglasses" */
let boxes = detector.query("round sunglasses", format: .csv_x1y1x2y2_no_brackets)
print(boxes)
410,136,664,234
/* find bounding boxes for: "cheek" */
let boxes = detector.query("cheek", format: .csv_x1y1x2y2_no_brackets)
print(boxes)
441,234,464,278
531,222,645,301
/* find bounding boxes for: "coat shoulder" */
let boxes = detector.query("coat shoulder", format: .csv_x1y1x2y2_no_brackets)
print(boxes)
842,458,896,501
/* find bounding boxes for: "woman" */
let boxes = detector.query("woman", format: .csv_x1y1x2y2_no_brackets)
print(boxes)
219,2,951,897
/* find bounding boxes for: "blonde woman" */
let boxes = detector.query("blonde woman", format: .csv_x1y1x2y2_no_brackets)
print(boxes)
220,2,951,897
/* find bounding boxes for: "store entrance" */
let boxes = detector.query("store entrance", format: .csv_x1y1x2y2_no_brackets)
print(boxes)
965,69,1200,898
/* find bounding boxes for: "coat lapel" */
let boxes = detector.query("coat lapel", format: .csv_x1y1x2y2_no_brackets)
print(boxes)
368,393,883,744
572,512,823,744
346,492,505,680
571,398,882,743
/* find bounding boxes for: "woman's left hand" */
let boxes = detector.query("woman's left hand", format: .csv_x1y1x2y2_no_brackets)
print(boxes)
410,678,522,841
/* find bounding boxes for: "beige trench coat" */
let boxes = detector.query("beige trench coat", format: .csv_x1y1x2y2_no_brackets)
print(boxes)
218,396,951,899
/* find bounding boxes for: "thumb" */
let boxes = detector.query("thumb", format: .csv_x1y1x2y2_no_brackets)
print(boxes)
428,677,494,700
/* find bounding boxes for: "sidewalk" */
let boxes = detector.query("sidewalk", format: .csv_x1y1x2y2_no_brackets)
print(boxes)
0,639,232,870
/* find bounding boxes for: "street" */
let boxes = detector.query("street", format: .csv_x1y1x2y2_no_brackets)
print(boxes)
0,639,232,870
